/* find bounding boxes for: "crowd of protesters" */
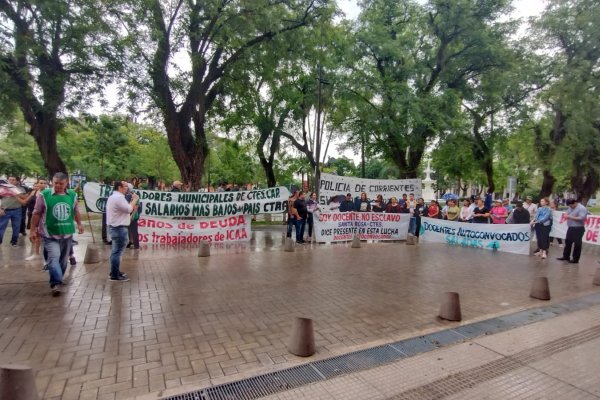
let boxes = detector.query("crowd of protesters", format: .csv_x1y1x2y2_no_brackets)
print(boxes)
284,190,588,263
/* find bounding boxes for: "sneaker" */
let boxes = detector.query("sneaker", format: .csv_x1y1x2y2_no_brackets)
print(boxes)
108,272,128,279
109,275,130,282
541,252,547,259
104,241,112,246
41,264,49,271
559,244,564,248
25,254,41,261
556,257,569,261
69,257,76,265
11,243,17,247
533,251,541,256
51,285,61,296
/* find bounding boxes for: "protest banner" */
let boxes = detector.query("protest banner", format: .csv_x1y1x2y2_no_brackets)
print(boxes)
314,211,410,243
83,182,290,218
550,211,600,246
418,217,531,255
318,173,422,206
137,214,251,245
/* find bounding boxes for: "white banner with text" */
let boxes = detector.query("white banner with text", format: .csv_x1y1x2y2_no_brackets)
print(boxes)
137,215,251,245
418,217,531,255
550,211,600,245
314,211,410,243
318,173,422,206
83,182,289,218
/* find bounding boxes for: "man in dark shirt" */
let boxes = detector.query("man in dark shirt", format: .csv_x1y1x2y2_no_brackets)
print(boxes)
510,201,531,224
293,192,308,244
471,198,490,223
339,193,356,212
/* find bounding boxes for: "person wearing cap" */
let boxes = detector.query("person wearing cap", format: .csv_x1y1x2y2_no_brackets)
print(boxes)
339,193,356,212
171,180,183,192
557,199,587,264
502,198,513,213
490,199,508,224
523,196,537,221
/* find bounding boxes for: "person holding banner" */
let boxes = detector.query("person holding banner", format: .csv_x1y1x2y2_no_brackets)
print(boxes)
549,199,563,247
472,198,490,223
532,198,552,259
340,193,356,212
490,199,508,224
106,181,139,281
386,197,402,213
306,192,319,242
293,192,308,244
414,198,427,237
557,199,587,264
459,199,473,222
427,200,440,218
354,192,371,212
286,191,299,239
371,194,385,213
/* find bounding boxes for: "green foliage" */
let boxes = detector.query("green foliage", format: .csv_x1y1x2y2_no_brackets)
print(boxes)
58,115,180,183
205,137,263,187
323,157,357,177
0,113,45,177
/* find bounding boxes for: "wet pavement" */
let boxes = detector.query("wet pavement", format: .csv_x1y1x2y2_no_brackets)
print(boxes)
0,222,599,399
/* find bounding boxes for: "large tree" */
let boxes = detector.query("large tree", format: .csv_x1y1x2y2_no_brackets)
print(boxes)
0,0,120,176
533,0,600,202
348,0,513,178
121,0,332,190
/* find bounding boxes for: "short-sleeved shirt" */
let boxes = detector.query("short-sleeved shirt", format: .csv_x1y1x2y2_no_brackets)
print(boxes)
472,206,490,223
566,203,587,228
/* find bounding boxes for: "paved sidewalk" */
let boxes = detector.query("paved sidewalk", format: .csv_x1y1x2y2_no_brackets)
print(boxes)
260,302,600,400
0,225,599,399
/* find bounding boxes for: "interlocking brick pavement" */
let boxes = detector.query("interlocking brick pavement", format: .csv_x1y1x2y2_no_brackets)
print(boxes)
1,225,599,399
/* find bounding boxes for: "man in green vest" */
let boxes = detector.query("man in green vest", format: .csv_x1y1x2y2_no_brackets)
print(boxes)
30,172,84,296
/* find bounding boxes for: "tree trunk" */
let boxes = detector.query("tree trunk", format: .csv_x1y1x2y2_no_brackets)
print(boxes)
571,167,599,205
258,153,277,188
470,113,495,193
163,112,207,191
539,170,556,199
30,114,68,177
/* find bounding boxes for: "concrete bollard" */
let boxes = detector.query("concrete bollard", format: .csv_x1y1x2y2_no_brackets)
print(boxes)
83,245,101,264
438,292,462,321
284,238,295,252
288,317,316,357
530,277,551,300
593,268,600,286
351,234,361,248
406,234,418,245
0,364,39,400
197,241,210,257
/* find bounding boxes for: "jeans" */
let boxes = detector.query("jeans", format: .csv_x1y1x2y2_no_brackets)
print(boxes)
295,218,306,242
110,226,129,278
409,217,416,235
286,217,296,238
44,236,72,287
0,208,22,245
